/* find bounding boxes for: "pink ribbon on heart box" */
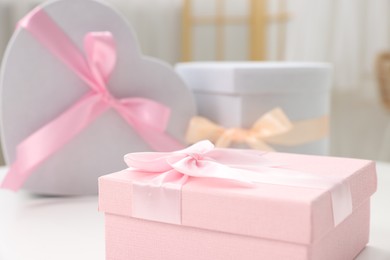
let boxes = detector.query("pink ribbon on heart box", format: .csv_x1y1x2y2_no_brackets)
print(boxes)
123,140,353,227
1,7,183,191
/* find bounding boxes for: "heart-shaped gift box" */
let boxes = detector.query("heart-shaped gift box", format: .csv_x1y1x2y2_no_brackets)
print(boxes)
0,0,196,195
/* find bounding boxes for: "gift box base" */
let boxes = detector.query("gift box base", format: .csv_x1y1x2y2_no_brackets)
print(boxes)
104,200,370,260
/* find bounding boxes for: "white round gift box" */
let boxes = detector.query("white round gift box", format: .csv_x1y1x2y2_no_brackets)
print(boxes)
175,62,332,155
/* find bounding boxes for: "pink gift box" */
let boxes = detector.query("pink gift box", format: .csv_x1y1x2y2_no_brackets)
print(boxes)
99,148,376,260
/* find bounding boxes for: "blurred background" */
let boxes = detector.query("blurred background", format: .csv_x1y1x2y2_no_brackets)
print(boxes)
0,0,389,163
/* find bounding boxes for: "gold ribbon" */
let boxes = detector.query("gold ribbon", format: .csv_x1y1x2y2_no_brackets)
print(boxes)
185,108,329,151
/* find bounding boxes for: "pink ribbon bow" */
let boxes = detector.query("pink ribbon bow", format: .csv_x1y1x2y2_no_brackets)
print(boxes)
125,139,270,186
1,8,183,191
125,140,352,226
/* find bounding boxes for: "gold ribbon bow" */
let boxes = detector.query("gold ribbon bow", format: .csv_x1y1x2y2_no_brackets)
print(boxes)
186,108,329,151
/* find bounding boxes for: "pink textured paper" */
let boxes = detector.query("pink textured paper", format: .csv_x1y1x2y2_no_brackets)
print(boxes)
99,152,376,244
104,201,370,260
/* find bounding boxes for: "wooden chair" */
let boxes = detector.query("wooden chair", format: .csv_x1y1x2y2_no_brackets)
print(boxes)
181,0,290,61
376,52,390,110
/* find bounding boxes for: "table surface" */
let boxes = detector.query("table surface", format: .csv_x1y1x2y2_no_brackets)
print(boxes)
0,163,389,260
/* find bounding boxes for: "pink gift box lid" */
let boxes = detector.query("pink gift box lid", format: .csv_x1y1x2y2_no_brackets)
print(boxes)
98,152,376,245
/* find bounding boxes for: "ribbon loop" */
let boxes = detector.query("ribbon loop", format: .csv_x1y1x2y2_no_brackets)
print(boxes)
84,31,116,89
251,107,292,137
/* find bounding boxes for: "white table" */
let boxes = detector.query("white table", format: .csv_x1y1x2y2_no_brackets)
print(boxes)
0,164,389,260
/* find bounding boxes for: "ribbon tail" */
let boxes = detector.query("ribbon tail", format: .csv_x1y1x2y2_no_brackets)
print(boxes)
251,108,293,136
1,93,108,191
